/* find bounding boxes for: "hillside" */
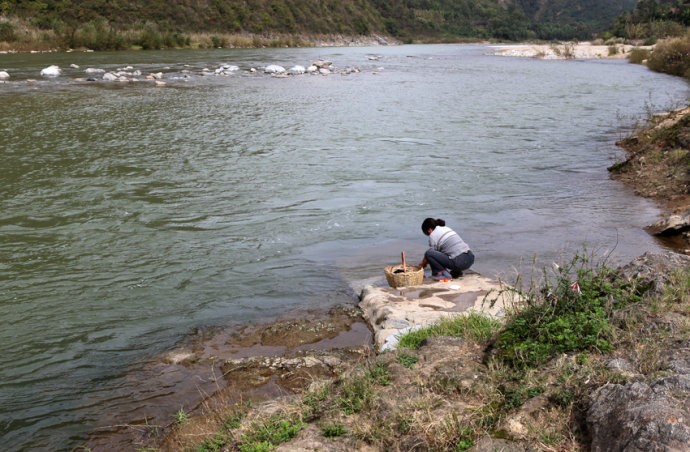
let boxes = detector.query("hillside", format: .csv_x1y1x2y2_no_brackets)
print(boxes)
0,0,637,50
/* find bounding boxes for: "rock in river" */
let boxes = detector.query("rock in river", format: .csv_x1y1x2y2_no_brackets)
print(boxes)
40,65,62,77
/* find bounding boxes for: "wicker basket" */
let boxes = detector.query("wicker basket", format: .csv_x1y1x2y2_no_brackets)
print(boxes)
384,265,424,288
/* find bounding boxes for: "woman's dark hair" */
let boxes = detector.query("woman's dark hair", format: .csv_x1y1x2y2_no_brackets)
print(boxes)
421,217,445,232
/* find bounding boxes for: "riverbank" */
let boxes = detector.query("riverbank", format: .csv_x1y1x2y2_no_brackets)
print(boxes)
490,41,651,60
609,106,690,254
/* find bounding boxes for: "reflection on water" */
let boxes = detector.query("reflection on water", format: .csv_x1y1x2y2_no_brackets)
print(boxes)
1,44,688,450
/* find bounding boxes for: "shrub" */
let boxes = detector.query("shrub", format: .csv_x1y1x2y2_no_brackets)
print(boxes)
628,47,651,64
491,254,643,369
0,21,16,41
647,36,690,79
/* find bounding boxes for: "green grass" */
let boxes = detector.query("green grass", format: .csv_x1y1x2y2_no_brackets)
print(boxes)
239,414,303,451
397,312,501,350
397,353,418,369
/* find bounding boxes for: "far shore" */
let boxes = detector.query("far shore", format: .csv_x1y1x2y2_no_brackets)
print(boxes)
490,41,652,60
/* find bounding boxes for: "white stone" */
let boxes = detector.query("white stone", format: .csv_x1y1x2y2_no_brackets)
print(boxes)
306,65,318,73
102,72,117,81
85,68,105,74
69,63,79,69
288,65,305,75
0,71,9,79
318,68,331,75
40,65,61,76
264,64,286,74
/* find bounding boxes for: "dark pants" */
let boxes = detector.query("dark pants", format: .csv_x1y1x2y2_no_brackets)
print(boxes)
425,250,475,276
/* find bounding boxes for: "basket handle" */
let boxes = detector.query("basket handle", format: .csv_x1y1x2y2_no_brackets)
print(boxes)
401,250,406,273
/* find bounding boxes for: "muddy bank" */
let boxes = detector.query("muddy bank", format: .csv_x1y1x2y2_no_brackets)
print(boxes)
609,107,690,254
84,304,373,450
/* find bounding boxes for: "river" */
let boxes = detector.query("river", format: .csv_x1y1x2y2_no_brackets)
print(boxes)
0,44,688,450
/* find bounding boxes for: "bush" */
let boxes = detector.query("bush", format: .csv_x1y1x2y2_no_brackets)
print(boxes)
628,47,651,64
647,36,690,79
492,254,643,369
0,21,16,41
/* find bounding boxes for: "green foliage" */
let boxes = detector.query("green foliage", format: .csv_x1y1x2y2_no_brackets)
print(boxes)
0,0,641,49
647,36,690,79
612,0,689,40
492,254,643,369
628,47,651,64
337,375,372,415
336,361,392,415
0,21,16,41
367,362,392,386
397,312,501,350
239,414,302,451
175,407,188,424
397,352,419,369
321,422,347,437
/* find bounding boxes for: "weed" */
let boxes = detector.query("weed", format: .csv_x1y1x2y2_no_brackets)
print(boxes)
175,407,189,424
397,415,413,433
337,375,372,414
322,422,347,437
368,362,392,386
239,414,303,450
397,352,419,369
198,433,229,452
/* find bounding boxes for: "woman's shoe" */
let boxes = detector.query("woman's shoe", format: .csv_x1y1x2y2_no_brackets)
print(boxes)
432,270,452,281
450,269,463,278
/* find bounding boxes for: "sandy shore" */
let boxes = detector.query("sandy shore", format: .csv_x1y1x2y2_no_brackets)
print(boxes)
490,41,650,60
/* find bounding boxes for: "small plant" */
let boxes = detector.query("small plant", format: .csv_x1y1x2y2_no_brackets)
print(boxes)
397,352,419,369
322,422,347,437
239,414,303,450
548,389,575,408
175,407,189,424
368,362,392,386
337,375,372,414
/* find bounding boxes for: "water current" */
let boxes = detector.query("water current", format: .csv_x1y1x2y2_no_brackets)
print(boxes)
1,44,688,450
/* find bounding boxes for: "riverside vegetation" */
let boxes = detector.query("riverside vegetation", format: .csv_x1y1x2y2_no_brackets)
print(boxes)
0,0,645,52
149,252,690,451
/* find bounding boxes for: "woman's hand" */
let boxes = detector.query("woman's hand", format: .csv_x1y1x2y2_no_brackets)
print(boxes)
418,257,427,268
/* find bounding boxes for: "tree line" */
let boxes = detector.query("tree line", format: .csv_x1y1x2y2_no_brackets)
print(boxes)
0,0,686,51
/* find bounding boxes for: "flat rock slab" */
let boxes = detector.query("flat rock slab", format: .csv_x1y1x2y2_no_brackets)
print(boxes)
359,272,519,351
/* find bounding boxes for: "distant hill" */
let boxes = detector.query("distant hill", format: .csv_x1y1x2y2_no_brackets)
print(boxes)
0,0,639,48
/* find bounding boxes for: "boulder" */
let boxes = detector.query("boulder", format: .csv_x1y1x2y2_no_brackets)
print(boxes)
85,68,105,74
102,72,117,81
215,64,239,75
288,65,305,75
648,209,690,236
264,64,286,74
40,65,61,76
617,251,690,294
0,71,9,79
587,377,690,451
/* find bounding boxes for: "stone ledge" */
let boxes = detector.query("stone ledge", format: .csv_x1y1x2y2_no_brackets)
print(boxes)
359,272,520,351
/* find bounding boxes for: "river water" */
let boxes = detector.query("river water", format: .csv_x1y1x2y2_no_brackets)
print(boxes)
1,44,688,450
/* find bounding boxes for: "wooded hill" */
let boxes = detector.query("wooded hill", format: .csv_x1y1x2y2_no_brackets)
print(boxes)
0,0,639,45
